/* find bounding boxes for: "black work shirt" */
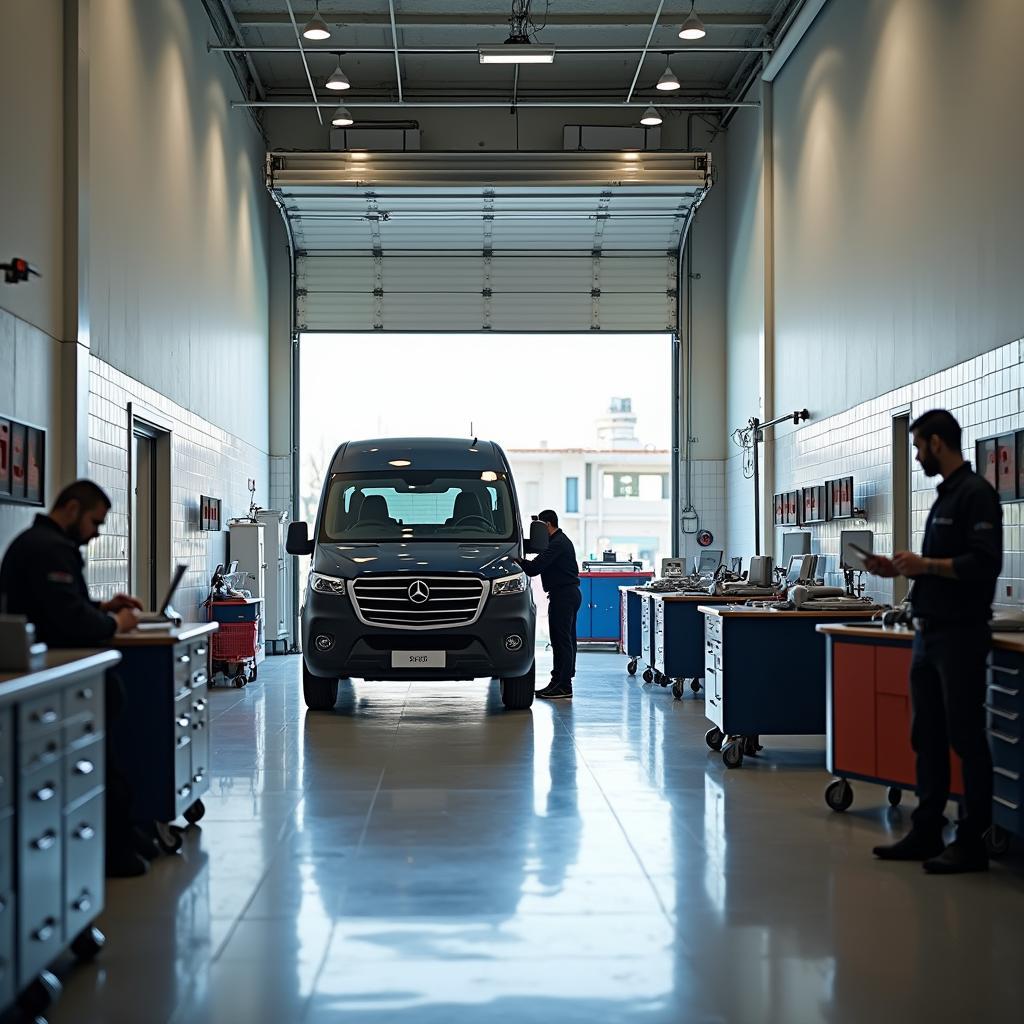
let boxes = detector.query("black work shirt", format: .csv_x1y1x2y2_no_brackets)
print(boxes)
0,514,116,647
519,529,580,594
911,462,1002,624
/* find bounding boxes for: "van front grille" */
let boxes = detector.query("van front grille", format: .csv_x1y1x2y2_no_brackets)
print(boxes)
350,576,489,630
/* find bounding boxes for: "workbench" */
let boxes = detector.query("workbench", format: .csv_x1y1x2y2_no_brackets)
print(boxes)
699,605,881,768
818,623,1024,853
108,623,216,827
648,594,738,698
618,586,647,672
0,649,120,1023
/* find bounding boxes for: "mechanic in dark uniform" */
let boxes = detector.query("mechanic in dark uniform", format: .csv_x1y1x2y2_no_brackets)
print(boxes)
514,510,581,700
867,410,1001,873
0,480,147,876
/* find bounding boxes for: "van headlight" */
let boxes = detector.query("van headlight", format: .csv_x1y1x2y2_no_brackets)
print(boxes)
492,572,527,596
309,572,346,596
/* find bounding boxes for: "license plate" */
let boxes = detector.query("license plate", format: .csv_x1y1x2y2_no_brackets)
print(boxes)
391,651,446,669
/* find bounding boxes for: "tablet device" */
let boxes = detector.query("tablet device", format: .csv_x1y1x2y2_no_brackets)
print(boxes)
845,542,871,569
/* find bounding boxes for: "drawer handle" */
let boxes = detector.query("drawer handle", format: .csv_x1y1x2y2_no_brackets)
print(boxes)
994,766,1021,781
985,705,1019,722
192,721,205,731
31,709,58,726
32,919,57,943
193,699,207,712
32,784,56,802
193,674,209,687
176,736,191,749
178,654,191,665
193,772,204,784
77,687,94,700
988,683,1021,697
74,824,96,841
74,759,95,776
991,663,1021,677
176,716,191,728
994,795,1021,811
72,892,93,913
32,830,57,852
990,729,1020,745
195,647,207,657
178,784,192,799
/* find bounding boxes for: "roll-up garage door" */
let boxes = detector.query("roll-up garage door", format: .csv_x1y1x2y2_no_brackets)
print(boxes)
268,151,712,333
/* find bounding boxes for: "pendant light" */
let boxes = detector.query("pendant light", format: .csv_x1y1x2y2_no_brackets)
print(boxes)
325,58,351,91
656,57,681,92
303,2,331,41
331,105,354,127
678,2,707,40
640,105,663,126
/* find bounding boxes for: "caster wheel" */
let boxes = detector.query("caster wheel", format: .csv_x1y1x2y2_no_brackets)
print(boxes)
70,924,106,962
705,727,724,752
986,824,1011,858
627,659,638,676
887,786,902,807
690,679,702,693
825,778,854,812
656,672,668,688
233,673,246,688
19,970,62,1018
722,742,744,769
183,799,206,825
672,679,683,700
642,668,654,684
154,821,184,854
248,664,258,682
742,736,762,757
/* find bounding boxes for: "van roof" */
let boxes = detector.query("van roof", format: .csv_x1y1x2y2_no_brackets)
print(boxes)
329,437,507,474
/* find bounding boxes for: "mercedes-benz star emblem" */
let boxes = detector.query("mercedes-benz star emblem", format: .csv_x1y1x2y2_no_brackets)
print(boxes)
408,580,431,604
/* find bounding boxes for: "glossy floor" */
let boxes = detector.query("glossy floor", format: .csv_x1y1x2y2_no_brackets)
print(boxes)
51,653,1024,1024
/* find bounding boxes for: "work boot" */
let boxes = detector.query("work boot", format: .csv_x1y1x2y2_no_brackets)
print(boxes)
923,838,989,875
537,683,573,700
872,829,945,861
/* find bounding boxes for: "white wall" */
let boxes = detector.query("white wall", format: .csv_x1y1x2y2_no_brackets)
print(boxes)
89,0,271,450
772,0,1024,421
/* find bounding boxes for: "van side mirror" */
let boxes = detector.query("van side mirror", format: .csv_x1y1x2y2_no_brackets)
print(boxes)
524,520,549,554
286,521,314,556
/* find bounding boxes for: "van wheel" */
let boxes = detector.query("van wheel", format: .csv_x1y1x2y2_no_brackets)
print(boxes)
500,662,535,710
302,659,339,711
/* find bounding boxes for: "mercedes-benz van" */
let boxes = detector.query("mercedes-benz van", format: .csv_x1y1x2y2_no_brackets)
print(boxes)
286,438,548,711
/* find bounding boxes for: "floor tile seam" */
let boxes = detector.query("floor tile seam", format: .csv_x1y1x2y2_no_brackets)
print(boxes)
549,704,676,925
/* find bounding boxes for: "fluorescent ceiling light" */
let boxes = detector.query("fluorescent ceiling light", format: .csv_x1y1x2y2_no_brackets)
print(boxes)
478,44,555,64
640,105,663,126
325,61,350,91
679,3,707,40
303,13,330,41
331,105,354,126
656,65,681,91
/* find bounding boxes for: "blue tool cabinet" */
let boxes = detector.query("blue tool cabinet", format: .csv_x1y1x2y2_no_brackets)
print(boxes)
577,572,651,643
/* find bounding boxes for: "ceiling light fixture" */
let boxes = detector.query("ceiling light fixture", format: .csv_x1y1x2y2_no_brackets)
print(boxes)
325,59,350,91
679,2,707,40
302,2,331,41
656,58,681,92
640,105,663,126
478,43,555,64
331,105,354,126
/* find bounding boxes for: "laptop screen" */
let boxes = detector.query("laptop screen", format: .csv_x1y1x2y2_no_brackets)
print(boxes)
159,564,188,614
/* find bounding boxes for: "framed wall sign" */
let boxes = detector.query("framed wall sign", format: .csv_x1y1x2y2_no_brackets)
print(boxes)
10,422,26,500
977,437,998,489
200,495,222,532
826,476,855,520
0,418,10,498
0,417,46,507
802,484,827,524
996,434,1016,502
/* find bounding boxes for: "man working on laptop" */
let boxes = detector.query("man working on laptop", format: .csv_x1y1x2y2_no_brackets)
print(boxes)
0,479,147,875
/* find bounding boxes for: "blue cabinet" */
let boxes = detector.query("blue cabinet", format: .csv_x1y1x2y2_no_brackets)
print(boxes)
577,573,652,642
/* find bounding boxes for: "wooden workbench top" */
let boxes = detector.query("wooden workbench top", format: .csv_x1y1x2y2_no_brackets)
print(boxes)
818,621,1024,653
108,621,218,647
700,604,880,620
0,649,122,704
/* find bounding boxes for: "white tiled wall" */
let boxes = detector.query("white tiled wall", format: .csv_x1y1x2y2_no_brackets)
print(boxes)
768,339,1023,610
86,356,270,623
680,459,726,566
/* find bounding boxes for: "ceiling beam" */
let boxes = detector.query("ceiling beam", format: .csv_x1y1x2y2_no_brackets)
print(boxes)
232,12,772,29
209,45,772,55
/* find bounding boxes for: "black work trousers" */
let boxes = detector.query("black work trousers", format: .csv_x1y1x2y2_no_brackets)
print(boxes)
104,670,137,857
548,585,582,686
909,622,992,841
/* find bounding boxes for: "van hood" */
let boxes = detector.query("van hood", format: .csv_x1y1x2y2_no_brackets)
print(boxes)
313,541,521,580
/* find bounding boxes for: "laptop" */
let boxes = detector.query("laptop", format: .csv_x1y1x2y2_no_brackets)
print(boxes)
136,563,187,628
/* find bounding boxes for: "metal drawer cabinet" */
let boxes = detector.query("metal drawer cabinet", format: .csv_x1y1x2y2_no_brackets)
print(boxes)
989,648,1024,850
63,791,104,945
0,813,13,1012
0,710,12,811
64,738,104,809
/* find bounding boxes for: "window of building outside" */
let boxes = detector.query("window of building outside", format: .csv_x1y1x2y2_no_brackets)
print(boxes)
603,473,668,499
565,476,579,514
585,464,592,500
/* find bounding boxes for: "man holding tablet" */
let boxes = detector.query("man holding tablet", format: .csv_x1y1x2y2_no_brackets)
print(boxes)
865,409,1002,874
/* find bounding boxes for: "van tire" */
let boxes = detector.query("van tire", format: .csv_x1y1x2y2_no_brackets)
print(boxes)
303,659,339,711
500,662,535,710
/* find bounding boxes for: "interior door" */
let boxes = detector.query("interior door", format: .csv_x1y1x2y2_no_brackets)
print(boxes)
131,432,157,609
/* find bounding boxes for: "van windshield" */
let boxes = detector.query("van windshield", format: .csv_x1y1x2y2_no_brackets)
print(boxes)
319,471,517,543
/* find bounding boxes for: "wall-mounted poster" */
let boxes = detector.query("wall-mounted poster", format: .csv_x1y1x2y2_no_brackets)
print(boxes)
10,422,26,500
826,476,855,520
0,418,10,497
25,427,44,505
977,437,998,489
996,434,1016,502
773,493,785,527
802,484,827,524
785,490,802,526
200,495,222,532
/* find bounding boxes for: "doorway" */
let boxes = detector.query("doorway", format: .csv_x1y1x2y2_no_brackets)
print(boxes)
128,407,172,610
891,411,912,605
